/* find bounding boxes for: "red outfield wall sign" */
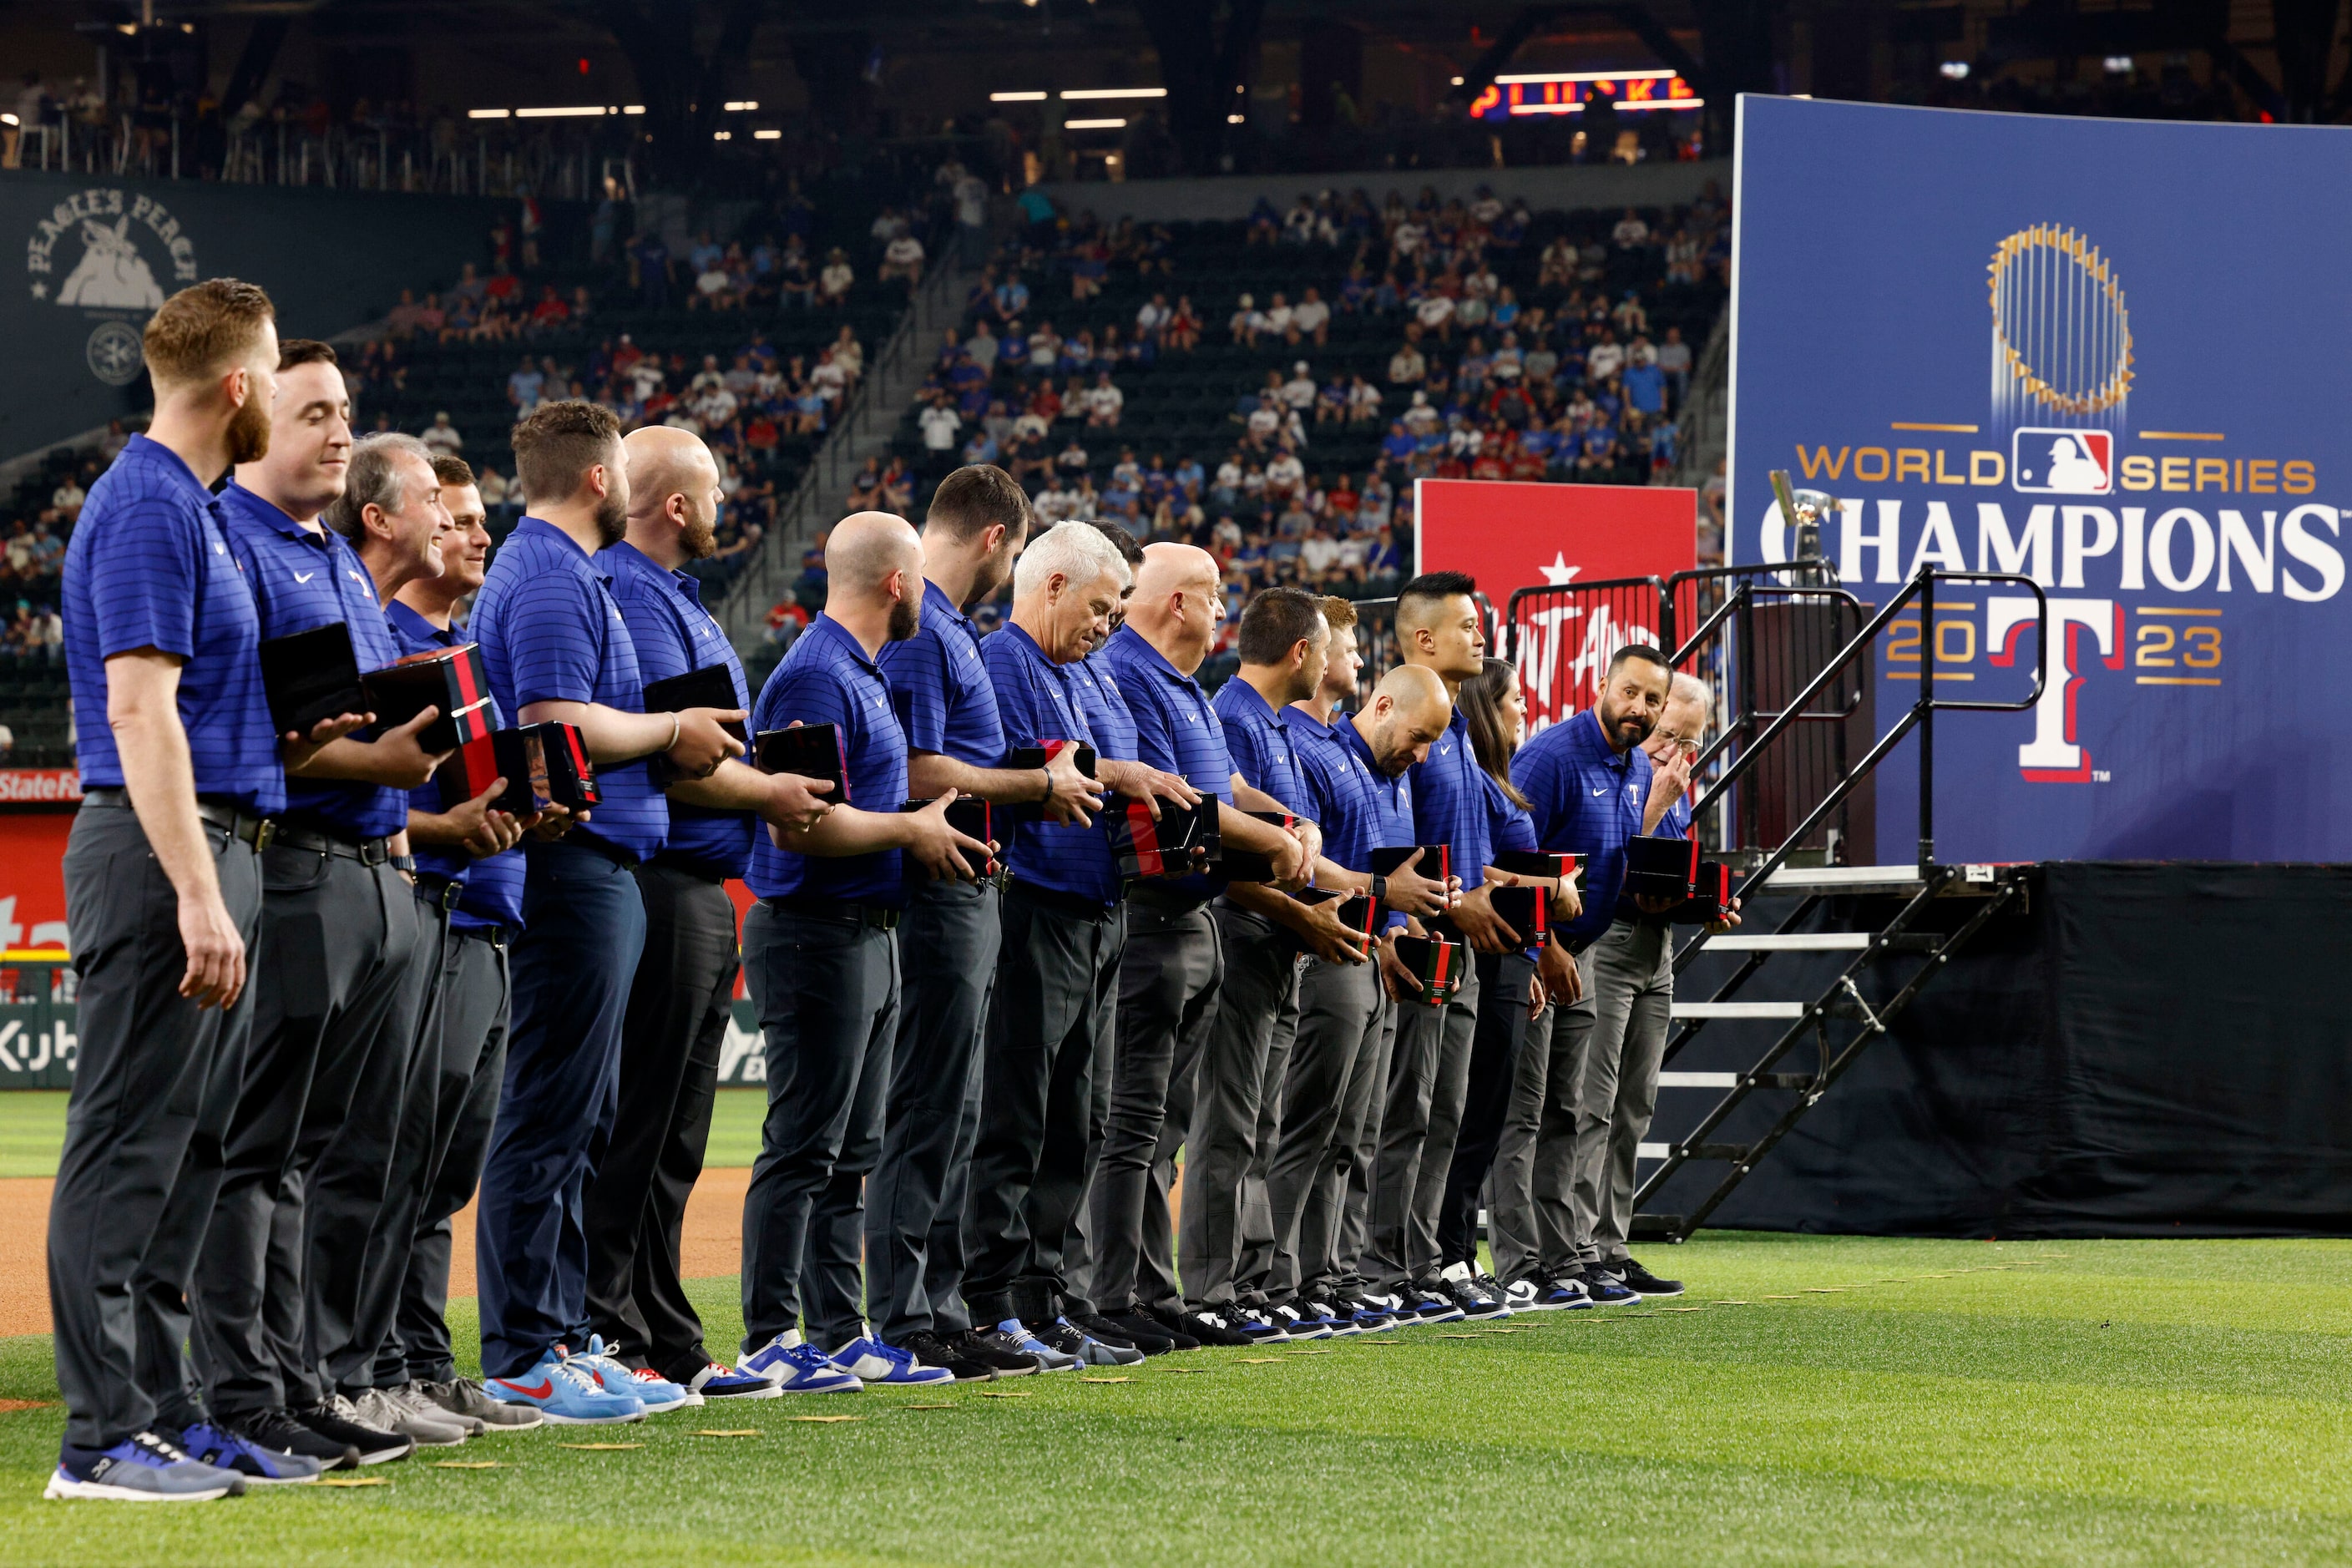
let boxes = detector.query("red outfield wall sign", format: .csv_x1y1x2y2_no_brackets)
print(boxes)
1413,478,1696,731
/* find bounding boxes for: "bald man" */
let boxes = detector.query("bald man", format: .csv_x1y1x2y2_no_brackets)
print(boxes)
1269,655,1459,1328
582,427,834,1402
1089,553,1310,1351
736,511,993,1393
733,509,992,1391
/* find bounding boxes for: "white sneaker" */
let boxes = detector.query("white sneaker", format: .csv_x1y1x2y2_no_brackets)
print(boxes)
350,1387,468,1447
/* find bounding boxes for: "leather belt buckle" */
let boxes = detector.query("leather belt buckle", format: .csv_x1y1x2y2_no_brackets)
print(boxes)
358,838,391,867
252,818,277,852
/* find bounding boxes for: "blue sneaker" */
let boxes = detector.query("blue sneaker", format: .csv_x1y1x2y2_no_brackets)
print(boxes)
44,1431,246,1502
687,1361,783,1400
572,1336,695,1411
741,1332,864,1393
484,1344,646,1424
1580,1265,1641,1306
830,1333,954,1386
1276,1302,1335,1341
1233,1306,1292,1344
1510,1274,1594,1311
974,1318,1077,1373
1402,1284,1467,1324
175,1421,323,1485
1038,1318,1144,1368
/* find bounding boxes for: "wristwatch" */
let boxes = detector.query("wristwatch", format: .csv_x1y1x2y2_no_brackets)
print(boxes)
390,854,417,873
1369,873,1389,902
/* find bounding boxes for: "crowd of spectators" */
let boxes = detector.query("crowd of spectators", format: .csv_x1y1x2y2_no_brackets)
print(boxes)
876,181,1727,661
0,422,124,668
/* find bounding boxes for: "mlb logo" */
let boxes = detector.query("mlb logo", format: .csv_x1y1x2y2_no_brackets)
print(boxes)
2011,427,2113,495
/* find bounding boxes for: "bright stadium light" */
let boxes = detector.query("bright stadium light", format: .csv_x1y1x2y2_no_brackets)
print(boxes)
1060,88,1166,99
754,129,782,140
516,105,609,118
1940,61,1970,79
725,100,759,111
1065,117,1127,129
713,129,732,140
1227,113,1245,124
468,108,512,119
2103,55,2135,74
989,91,1048,102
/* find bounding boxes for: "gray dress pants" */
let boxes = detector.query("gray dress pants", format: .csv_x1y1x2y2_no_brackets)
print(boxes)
1265,953,1382,1302
1178,904,1298,1309
1491,944,1596,1284
1366,957,1480,1291
1090,900,1221,1314
1573,918,1676,1264
49,802,263,1448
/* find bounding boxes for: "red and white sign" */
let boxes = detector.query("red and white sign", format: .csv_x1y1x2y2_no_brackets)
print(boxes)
1414,478,1697,731
0,768,81,804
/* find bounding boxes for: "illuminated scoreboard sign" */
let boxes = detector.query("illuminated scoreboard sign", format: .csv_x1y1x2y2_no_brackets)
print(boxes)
1466,69,1702,121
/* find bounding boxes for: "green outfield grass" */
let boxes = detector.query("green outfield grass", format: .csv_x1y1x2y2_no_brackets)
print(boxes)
6,1234,2352,1565
0,1089,772,1179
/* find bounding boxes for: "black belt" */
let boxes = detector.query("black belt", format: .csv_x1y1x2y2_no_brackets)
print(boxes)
1008,878,1118,922
414,873,465,913
83,788,278,850
453,922,512,948
1127,883,1211,915
766,893,901,930
650,851,732,884
272,822,395,865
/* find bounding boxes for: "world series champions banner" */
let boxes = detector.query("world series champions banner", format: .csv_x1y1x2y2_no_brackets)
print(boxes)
1729,97,2352,863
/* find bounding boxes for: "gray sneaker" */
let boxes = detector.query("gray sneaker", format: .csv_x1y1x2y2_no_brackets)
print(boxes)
422,1376,545,1431
390,1379,485,1437
44,1431,247,1502
349,1387,468,1448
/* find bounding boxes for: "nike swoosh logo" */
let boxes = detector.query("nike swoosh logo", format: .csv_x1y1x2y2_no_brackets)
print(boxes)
1592,787,1608,795
502,1378,554,1399
293,571,315,583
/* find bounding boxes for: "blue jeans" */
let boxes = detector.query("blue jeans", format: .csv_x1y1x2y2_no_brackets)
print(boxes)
475,840,646,1378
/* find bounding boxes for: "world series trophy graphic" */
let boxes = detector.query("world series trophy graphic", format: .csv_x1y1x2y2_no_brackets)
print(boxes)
1767,468,1837,586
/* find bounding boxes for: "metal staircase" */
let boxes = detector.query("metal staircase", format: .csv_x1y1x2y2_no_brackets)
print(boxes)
1504,559,2050,1244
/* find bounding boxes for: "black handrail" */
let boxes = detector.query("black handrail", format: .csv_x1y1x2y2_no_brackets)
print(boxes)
1682,568,2046,907
1500,575,1670,663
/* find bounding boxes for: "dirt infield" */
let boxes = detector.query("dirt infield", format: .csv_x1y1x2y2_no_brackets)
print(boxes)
0,1167,755,1338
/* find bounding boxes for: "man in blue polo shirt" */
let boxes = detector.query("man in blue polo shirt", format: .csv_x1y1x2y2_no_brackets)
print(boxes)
203,352,464,1465
736,511,988,1393
49,279,304,1503
384,456,544,1434
469,401,747,1421
584,427,833,1404
867,468,1099,1383
1367,570,1526,1321
1269,633,1458,1330
1093,552,1308,1353
1498,642,1672,1308
961,521,1160,1370
1565,670,1728,1303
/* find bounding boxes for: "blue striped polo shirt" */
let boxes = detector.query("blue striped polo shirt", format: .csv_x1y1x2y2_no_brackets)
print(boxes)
1512,706,1651,948
1407,705,1494,885
1338,714,1416,931
63,435,283,814
387,600,524,932
746,613,908,905
1210,670,1306,813
878,578,1004,767
217,481,407,841
981,621,1115,907
473,515,666,862
602,540,754,879
1103,624,1233,899
1067,645,1138,766
1287,706,1374,871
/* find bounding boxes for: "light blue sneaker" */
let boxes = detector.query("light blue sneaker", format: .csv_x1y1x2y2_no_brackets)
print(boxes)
741,1331,864,1394
829,1333,954,1386
44,1431,246,1502
571,1336,695,1412
484,1344,646,1424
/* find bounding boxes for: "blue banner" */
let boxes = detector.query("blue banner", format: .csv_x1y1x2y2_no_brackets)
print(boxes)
1729,96,2351,863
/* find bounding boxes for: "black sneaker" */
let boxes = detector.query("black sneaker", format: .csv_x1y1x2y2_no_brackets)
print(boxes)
1611,1257,1685,1297
1297,1297,1359,1337
1086,1311,1176,1357
900,1329,997,1383
1402,1282,1467,1324
291,1400,413,1465
1436,1264,1512,1321
226,1408,360,1470
1028,1318,1145,1368
1134,1304,1202,1350
1579,1265,1641,1306
1170,1308,1253,1347
946,1328,1043,1377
